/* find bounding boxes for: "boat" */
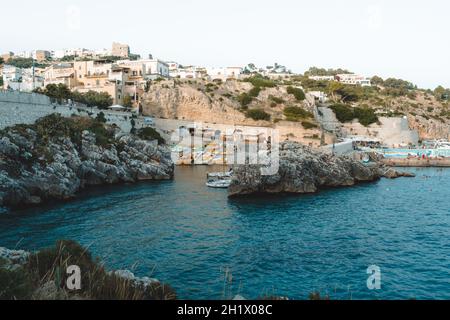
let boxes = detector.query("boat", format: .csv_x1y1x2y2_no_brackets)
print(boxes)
206,179,232,188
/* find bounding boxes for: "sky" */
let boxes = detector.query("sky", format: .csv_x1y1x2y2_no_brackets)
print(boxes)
1,0,450,89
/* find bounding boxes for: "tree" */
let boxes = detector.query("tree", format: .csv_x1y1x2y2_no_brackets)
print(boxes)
327,81,345,101
122,94,133,108
0,57,4,65
371,76,384,86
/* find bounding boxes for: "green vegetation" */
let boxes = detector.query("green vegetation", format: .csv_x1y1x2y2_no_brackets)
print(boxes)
137,127,165,144
5,57,47,68
434,86,450,101
304,67,351,76
244,75,277,88
301,121,319,129
329,103,379,126
237,92,253,108
245,109,271,121
0,240,176,300
34,84,113,109
286,86,305,101
283,106,313,122
269,95,285,104
248,86,261,97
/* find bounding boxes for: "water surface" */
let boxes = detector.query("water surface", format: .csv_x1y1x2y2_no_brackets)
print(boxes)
1,167,449,299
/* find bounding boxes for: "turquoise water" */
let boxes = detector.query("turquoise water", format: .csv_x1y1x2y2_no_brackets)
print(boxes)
0,167,449,300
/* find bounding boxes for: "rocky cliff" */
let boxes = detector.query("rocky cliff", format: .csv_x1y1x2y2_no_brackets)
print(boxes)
228,141,414,196
0,114,174,208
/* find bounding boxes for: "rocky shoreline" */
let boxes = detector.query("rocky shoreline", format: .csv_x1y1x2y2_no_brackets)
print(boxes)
228,141,415,197
0,114,174,208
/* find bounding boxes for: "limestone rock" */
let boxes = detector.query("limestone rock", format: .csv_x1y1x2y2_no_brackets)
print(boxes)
228,141,414,196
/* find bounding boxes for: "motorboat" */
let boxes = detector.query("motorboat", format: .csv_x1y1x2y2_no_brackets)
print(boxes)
206,179,232,188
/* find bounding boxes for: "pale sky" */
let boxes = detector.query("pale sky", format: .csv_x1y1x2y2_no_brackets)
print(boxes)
1,0,449,89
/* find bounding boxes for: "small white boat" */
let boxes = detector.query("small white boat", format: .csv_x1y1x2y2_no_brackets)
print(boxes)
206,179,232,188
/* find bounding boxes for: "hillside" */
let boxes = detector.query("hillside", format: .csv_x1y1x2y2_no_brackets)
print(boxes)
142,76,328,146
141,73,449,144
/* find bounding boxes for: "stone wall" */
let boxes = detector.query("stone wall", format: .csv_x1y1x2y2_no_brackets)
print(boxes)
0,90,143,132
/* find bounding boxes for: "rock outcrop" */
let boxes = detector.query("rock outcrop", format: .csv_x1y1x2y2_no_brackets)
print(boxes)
228,141,414,197
0,115,174,208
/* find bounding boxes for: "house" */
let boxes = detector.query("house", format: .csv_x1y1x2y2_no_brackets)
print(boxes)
335,74,371,86
308,75,335,81
309,91,328,103
2,65,44,91
170,65,206,79
44,63,77,87
206,67,242,81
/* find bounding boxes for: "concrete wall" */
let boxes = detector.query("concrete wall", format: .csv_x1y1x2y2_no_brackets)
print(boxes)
343,117,419,147
321,140,354,155
0,90,144,132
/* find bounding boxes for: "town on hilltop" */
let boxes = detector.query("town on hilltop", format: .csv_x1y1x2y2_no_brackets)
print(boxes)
1,42,449,159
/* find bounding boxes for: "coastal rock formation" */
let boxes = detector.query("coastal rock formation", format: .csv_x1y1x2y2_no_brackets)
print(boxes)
0,114,174,208
228,141,414,196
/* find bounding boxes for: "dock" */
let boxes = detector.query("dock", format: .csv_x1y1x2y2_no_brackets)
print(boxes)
382,158,450,167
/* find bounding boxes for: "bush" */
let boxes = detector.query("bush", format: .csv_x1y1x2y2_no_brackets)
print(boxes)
137,127,165,144
301,121,319,129
245,109,271,121
329,103,355,122
21,240,177,300
286,86,305,101
237,93,253,107
0,266,34,300
329,103,378,126
248,86,261,98
269,95,285,104
283,106,313,121
244,76,276,88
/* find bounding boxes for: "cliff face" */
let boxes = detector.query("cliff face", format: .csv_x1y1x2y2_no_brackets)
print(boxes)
228,141,414,197
0,115,174,208
142,82,249,124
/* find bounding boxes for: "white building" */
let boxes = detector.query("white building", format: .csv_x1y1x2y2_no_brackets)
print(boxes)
206,67,242,81
335,74,371,86
170,65,207,79
2,65,44,91
118,59,170,79
309,91,328,103
308,75,335,81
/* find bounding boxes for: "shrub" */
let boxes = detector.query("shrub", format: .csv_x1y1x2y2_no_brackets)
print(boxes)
301,121,319,129
0,265,34,300
283,106,313,121
137,127,165,144
329,103,378,126
248,86,261,98
244,76,276,88
286,86,305,101
329,103,355,122
269,95,285,104
22,240,177,300
237,93,253,107
245,109,271,121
